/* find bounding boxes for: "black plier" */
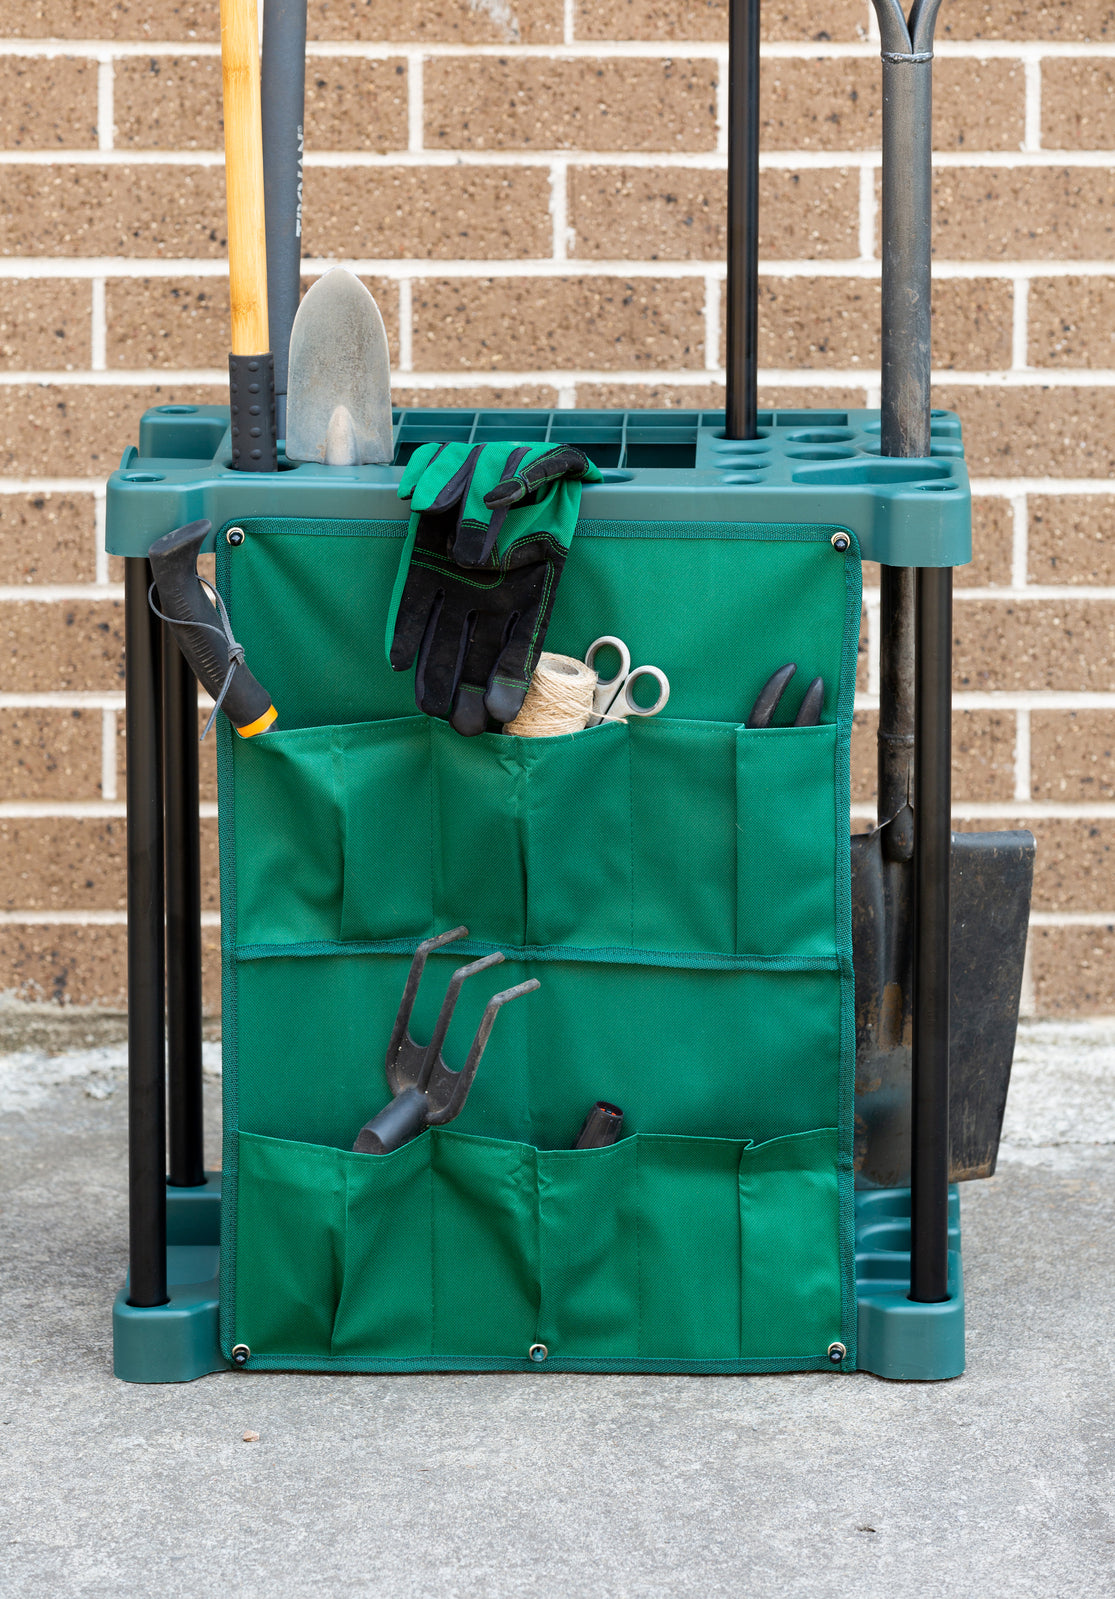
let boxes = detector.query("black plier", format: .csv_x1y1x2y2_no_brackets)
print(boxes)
746,664,824,729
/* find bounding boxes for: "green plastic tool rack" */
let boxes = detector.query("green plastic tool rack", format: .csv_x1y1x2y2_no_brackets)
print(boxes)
108,403,968,1384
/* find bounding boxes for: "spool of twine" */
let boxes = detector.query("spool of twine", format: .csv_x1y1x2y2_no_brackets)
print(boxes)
504,652,597,737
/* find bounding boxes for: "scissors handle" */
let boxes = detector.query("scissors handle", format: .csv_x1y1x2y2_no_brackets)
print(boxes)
584,635,631,690
618,665,670,719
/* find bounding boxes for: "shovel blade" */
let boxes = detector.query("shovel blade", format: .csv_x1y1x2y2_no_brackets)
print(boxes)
285,268,394,465
852,827,1036,1187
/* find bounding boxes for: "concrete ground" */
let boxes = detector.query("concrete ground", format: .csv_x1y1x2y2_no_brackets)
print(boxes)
1,1022,1113,1598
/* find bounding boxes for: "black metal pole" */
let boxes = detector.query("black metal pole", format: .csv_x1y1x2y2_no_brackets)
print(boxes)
725,0,760,440
911,567,952,1301
124,559,168,1307
163,626,205,1188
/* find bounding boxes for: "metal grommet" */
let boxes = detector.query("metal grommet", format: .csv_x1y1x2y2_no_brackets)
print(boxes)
827,1341,847,1365
830,532,850,553
227,526,246,546
231,1343,251,1366
528,1343,548,1364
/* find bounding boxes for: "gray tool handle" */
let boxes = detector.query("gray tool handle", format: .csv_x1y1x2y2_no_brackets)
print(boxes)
354,1087,429,1155
261,0,307,438
870,0,944,459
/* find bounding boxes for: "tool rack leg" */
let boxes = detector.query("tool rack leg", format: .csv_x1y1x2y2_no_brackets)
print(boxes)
725,0,760,441
911,567,953,1302
163,625,205,1189
124,558,168,1307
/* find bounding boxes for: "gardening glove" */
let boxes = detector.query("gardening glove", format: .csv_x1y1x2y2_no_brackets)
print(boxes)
386,441,601,737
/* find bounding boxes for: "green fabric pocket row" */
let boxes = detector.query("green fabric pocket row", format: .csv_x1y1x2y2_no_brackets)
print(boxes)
230,716,839,962
231,1125,844,1370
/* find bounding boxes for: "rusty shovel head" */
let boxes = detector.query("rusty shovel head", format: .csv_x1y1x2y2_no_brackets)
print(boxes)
285,268,394,465
852,826,1036,1187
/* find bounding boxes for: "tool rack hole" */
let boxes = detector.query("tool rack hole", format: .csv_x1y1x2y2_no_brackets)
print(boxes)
721,472,765,484
122,472,165,483
783,429,855,444
156,405,198,415
785,447,856,462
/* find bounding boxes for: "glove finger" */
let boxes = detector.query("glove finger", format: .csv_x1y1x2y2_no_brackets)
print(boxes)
484,600,544,726
450,608,514,736
451,444,531,568
397,440,447,502
387,553,441,671
414,595,472,722
483,445,599,509
406,443,477,514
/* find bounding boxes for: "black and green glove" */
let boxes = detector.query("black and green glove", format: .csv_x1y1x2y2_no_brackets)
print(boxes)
386,441,601,736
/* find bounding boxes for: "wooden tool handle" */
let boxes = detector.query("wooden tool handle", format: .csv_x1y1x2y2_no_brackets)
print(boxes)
220,0,269,355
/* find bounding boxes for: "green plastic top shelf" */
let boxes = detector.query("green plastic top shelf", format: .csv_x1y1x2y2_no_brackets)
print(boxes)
105,404,971,569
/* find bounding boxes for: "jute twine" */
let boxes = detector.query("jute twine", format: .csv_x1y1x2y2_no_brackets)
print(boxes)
504,651,598,737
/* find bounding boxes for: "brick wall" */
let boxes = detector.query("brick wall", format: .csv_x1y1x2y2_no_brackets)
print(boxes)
1,1,1113,1017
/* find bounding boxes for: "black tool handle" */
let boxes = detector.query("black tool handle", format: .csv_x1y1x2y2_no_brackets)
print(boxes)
148,520,276,736
725,0,760,439
354,1087,429,1154
573,1102,624,1149
229,352,278,472
262,0,307,439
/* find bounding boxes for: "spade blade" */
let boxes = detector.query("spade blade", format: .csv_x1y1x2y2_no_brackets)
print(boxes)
285,268,394,465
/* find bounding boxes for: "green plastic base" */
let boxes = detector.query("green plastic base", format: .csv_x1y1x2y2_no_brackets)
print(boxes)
113,1174,230,1384
854,1186,965,1381
113,1176,964,1382
105,404,972,569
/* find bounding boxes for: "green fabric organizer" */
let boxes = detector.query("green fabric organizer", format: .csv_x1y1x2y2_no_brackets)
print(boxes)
217,514,863,1373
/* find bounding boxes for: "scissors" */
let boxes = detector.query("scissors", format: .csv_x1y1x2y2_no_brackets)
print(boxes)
584,636,670,726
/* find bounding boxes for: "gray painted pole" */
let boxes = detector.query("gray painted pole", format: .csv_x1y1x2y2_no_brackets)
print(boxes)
261,0,307,440
869,0,951,1305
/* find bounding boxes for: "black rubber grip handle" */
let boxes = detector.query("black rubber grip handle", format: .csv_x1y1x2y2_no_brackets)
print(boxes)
229,352,278,472
148,519,276,736
353,1088,429,1154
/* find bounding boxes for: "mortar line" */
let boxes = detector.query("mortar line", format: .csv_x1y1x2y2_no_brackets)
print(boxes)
407,53,424,152
563,0,575,45
1018,940,1036,1017
8,146,1115,169
96,56,113,152
1014,707,1032,803
4,257,1115,281
549,160,568,261
10,364,1115,387
101,708,117,802
1024,58,1042,152
93,490,108,587
4,38,1115,59
397,279,413,371
1011,277,1029,371
1011,493,1029,588
89,278,106,371
704,273,720,373
858,162,876,263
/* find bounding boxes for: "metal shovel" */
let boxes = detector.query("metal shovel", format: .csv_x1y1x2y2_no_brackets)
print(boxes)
853,0,1035,1211
285,268,395,465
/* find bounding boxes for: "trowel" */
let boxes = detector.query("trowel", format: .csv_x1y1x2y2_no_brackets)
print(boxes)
285,268,395,465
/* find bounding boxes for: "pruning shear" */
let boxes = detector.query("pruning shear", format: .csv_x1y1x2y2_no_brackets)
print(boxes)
584,636,670,727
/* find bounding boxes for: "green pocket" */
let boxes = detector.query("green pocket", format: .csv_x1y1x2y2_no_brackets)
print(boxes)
739,1127,842,1359
628,719,738,956
736,723,839,958
523,720,631,950
339,716,434,942
233,1132,346,1358
332,1132,434,1357
232,1124,843,1368
231,725,345,946
536,1137,639,1356
433,723,529,948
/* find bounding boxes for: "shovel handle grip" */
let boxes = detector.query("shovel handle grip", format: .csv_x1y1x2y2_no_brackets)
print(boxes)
149,520,276,738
